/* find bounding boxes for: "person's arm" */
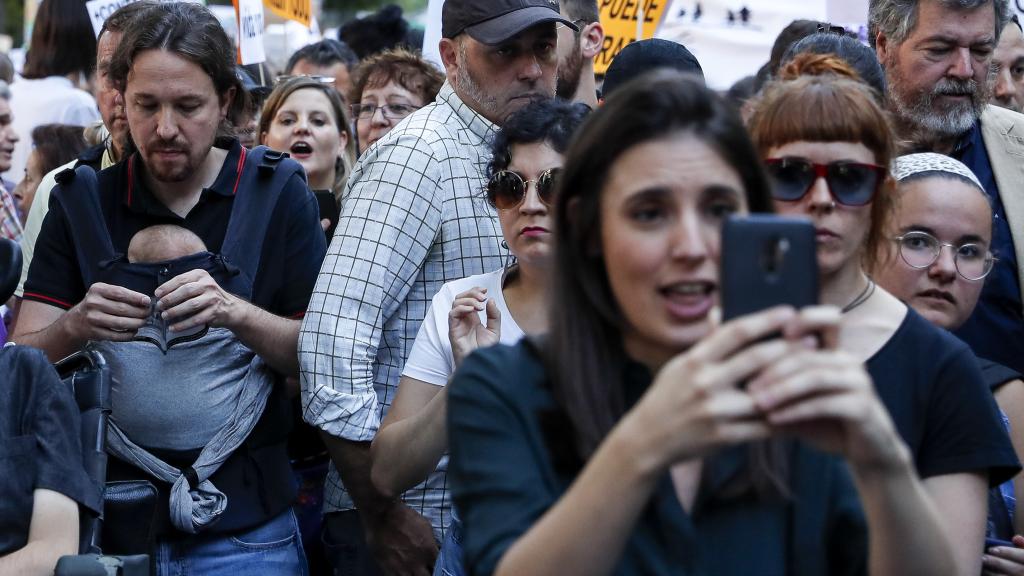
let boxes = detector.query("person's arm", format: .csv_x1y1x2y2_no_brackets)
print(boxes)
155,271,302,375
995,379,1024,534
371,376,445,499
12,287,150,362
919,473,987,575
299,134,444,574
0,489,79,576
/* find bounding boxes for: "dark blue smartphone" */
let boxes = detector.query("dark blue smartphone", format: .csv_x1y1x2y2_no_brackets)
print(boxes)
986,537,1015,549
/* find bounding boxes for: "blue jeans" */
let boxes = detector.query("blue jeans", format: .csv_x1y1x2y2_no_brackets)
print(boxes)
433,518,464,576
154,509,308,576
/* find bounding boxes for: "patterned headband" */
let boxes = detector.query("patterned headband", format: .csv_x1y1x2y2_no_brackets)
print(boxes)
891,153,984,192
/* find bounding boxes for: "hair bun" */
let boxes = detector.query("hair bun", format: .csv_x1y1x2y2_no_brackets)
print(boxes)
778,52,861,82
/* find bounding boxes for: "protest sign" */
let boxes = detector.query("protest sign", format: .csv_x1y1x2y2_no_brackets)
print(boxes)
85,0,204,38
263,0,310,28
235,0,266,65
596,0,671,74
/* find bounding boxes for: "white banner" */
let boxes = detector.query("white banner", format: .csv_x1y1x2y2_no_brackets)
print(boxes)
85,0,205,38
237,0,266,65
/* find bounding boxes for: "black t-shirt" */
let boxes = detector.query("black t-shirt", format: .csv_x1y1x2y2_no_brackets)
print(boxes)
449,342,868,576
0,347,101,555
23,138,324,317
866,308,1020,486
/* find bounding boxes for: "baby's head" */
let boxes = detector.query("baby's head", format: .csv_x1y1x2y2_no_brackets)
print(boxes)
128,225,208,264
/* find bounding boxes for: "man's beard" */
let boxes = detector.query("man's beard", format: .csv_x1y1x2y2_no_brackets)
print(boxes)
556,35,584,100
456,61,503,121
886,58,993,139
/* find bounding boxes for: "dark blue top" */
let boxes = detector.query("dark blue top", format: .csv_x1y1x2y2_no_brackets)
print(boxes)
448,342,868,576
0,347,101,556
951,122,1024,373
865,307,1019,485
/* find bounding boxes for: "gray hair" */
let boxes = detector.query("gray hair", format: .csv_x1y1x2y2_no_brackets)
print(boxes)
869,0,1011,48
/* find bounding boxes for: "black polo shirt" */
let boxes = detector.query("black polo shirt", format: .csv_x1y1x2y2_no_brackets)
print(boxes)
24,138,325,317
448,342,869,576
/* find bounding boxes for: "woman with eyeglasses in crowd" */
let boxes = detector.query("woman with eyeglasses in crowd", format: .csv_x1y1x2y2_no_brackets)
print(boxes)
446,69,958,576
870,153,1024,574
259,76,357,213
749,55,1020,575
347,48,445,155
370,98,590,576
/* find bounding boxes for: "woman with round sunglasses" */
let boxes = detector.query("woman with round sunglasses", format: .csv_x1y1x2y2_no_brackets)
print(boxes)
446,70,954,576
749,55,1019,575
370,98,590,576
871,153,1024,573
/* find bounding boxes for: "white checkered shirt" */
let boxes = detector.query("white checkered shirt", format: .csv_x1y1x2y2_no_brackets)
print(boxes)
299,81,507,537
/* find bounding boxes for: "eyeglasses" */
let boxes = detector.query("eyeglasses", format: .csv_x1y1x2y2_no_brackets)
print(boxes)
350,103,421,121
763,158,886,206
893,230,997,281
487,168,561,210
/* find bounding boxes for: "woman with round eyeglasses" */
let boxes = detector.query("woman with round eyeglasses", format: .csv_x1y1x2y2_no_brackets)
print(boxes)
749,55,1020,574
347,48,445,155
370,99,590,576
872,153,1024,571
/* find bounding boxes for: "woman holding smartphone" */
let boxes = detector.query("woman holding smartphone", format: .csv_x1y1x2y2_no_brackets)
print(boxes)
446,70,954,576
749,55,1019,574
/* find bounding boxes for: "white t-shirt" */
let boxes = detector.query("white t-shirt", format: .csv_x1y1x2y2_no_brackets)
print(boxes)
403,268,525,386
6,75,100,182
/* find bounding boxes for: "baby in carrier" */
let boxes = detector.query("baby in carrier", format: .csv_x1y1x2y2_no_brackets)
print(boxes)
127,224,207,264
126,225,209,352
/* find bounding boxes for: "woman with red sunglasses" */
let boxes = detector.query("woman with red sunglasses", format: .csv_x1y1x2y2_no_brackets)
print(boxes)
369,98,591,576
749,54,1019,575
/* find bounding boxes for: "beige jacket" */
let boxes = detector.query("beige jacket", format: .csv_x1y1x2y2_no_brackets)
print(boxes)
980,104,1024,305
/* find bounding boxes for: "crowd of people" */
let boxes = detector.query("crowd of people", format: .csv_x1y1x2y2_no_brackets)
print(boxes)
1,0,1024,575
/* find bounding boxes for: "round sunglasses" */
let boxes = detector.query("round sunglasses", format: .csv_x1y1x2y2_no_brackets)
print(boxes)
486,168,561,210
763,158,886,206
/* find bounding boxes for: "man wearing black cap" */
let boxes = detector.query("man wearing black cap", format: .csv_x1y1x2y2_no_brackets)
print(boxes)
300,1,574,575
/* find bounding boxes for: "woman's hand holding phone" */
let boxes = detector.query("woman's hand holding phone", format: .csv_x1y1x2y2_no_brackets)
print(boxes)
620,306,803,470
983,535,1024,575
748,306,911,476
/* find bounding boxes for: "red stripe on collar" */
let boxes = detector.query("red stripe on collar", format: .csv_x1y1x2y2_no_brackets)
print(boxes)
231,147,247,196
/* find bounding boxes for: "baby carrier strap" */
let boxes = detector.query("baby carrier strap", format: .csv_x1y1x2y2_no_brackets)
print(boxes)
218,146,305,295
51,166,117,289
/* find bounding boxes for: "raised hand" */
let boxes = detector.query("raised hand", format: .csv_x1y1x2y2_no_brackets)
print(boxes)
448,287,501,368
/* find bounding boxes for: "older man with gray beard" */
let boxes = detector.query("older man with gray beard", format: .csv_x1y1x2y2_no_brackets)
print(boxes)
872,0,1024,380
299,1,573,574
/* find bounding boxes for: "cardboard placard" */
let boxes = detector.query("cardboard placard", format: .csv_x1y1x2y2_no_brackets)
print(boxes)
263,0,310,28
596,0,670,75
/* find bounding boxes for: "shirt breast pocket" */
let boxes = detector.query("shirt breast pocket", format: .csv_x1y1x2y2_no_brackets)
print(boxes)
0,435,37,549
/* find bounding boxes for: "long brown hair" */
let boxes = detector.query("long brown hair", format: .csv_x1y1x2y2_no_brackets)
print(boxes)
748,54,898,272
549,71,778,489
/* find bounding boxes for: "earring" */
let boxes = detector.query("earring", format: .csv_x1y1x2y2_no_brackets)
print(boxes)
501,240,509,250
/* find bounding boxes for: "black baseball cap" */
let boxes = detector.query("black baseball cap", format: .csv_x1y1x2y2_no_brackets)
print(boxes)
602,39,705,98
442,0,577,45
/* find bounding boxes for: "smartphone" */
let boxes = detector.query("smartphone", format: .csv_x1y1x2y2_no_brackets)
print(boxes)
315,190,339,241
986,537,1015,549
720,215,819,322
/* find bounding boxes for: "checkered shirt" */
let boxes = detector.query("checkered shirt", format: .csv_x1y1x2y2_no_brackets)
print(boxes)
0,184,22,242
299,81,507,537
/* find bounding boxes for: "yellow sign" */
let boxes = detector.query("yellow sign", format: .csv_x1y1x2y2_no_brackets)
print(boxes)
263,0,309,27
595,0,669,75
